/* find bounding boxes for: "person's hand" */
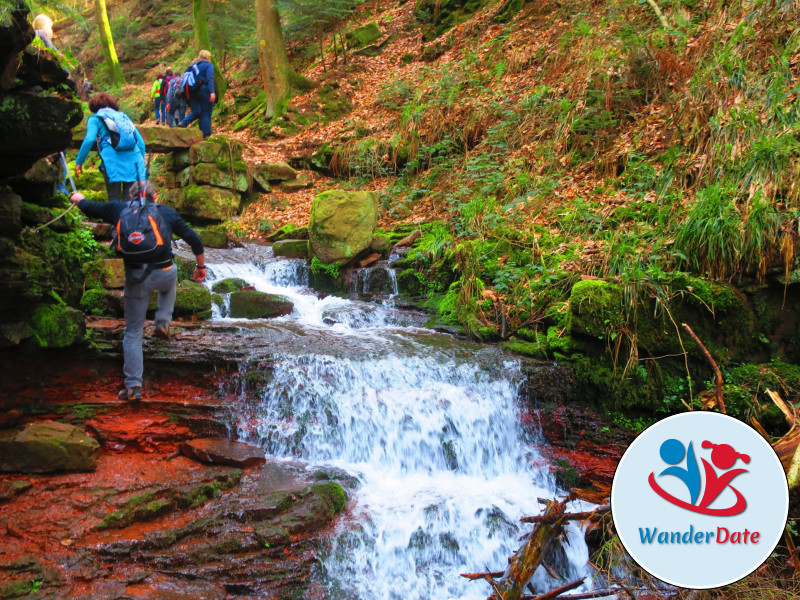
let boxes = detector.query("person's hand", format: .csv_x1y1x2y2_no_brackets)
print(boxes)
69,192,85,203
193,265,207,282
210,92,216,103
74,163,82,177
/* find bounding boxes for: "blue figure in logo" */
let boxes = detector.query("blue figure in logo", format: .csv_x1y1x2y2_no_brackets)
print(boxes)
658,438,701,505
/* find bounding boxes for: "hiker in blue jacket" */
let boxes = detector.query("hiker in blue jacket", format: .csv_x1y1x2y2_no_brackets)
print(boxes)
74,93,147,202
177,49,216,138
69,181,207,402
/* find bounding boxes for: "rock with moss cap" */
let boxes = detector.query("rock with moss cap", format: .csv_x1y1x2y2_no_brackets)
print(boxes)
0,421,100,473
309,190,378,265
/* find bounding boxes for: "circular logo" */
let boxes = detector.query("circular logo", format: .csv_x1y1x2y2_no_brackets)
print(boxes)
611,411,788,588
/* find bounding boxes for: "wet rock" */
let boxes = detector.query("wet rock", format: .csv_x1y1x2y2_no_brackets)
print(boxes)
174,281,212,319
309,190,379,265
278,482,347,534
229,291,294,319
211,278,250,293
272,239,308,259
266,223,308,242
0,421,99,473
179,438,266,467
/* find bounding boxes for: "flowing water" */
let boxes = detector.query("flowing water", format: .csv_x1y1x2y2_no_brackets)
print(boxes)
192,243,592,600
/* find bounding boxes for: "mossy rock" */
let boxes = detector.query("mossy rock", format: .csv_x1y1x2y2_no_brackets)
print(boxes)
345,22,381,49
569,279,624,340
29,304,86,348
189,135,243,165
255,162,297,182
266,223,309,242
0,421,99,473
174,184,241,223
79,288,124,317
83,258,126,289
211,278,250,293
309,190,378,264
192,162,249,193
414,0,490,39
173,281,213,319
196,227,229,249
229,291,294,319
273,239,308,259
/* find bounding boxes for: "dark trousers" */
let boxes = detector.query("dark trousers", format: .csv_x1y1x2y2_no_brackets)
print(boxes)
179,93,214,138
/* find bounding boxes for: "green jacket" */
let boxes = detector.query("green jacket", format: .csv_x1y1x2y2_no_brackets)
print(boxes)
150,79,162,99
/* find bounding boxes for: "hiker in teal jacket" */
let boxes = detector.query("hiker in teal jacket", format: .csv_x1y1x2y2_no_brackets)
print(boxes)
75,92,147,202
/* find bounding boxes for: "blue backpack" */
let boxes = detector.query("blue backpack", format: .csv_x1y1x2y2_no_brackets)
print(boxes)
180,63,203,98
95,107,137,152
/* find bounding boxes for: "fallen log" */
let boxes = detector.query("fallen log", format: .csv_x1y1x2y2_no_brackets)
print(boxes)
391,229,422,252
521,505,609,524
491,498,568,600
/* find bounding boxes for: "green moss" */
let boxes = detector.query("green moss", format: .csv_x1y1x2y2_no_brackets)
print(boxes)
211,278,250,293
311,482,347,514
30,304,86,348
500,339,548,359
569,279,624,339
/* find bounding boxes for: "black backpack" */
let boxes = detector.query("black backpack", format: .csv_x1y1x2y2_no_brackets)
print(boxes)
116,199,169,263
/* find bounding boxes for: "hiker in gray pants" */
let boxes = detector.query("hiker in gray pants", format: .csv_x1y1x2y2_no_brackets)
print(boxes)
71,180,206,402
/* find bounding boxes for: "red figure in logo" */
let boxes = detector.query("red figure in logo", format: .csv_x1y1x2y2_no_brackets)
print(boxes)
648,439,749,516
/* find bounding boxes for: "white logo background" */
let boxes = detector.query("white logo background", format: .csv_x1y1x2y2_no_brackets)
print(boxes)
611,412,789,588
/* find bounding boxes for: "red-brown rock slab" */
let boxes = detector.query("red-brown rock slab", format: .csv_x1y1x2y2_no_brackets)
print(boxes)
179,437,266,467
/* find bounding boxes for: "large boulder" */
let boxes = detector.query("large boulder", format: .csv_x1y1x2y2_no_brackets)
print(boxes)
0,421,100,473
192,162,249,193
272,239,309,259
229,291,294,319
174,281,213,319
137,126,201,152
165,185,241,223
83,258,126,290
190,136,243,165
309,190,379,264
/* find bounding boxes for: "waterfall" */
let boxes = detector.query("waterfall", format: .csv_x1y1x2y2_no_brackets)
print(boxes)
191,243,592,599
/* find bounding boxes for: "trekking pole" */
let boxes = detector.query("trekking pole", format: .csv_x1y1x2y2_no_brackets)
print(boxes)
28,152,79,233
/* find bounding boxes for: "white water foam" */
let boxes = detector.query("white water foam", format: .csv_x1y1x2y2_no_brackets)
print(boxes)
194,244,592,599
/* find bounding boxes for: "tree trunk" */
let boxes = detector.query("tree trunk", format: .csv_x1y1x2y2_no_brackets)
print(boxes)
254,0,294,119
192,0,227,101
94,0,123,87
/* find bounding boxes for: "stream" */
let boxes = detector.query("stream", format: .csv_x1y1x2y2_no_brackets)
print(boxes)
191,243,593,600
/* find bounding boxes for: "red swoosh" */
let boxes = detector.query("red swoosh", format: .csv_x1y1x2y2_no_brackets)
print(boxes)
648,472,747,516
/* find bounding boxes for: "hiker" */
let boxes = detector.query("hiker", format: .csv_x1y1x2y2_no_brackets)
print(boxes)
177,49,216,138
151,73,165,125
165,69,187,127
32,14,57,50
75,93,146,202
160,67,176,125
69,180,207,402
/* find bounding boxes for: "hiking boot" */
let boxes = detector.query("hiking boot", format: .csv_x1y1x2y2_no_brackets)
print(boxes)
118,386,142,402
155,319,171,341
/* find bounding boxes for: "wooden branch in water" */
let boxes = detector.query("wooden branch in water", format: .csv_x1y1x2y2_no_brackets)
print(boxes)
491,498,568,600
518,578,583,600
521,587,622,600
462,571,505,581
681,323,725,414
521,505,609,524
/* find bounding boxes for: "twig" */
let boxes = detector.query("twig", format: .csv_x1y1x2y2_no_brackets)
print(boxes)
522,590,621,600
522,505,609,524
519,578,583,600
681,323,725,414
462,571,505,580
